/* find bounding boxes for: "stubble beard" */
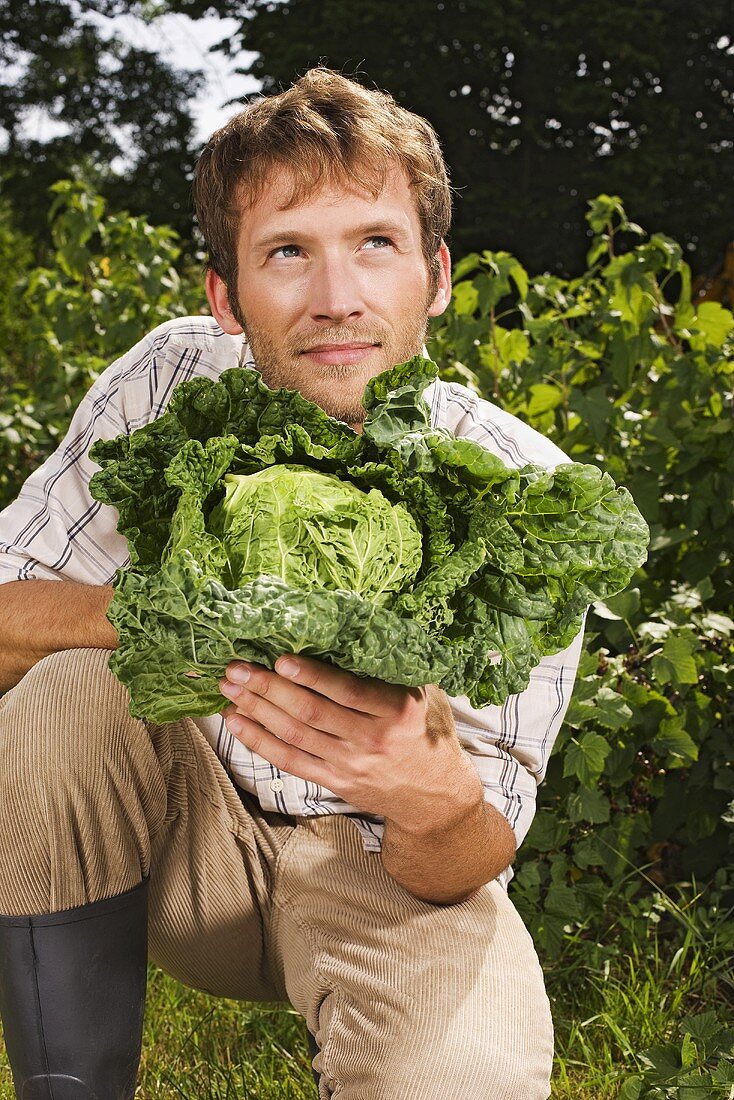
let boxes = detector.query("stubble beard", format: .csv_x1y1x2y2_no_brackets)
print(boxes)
228,298,433,428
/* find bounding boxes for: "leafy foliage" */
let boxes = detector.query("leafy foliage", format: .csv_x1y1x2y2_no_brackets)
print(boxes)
0,180,205,511
0,200,33,386
620,1007,734,1100
0,0,201,240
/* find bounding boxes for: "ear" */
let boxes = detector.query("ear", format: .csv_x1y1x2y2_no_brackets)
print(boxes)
427,241,452,318
206,269,244,335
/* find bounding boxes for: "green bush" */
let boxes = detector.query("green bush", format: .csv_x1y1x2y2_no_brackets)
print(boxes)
0,179,206,511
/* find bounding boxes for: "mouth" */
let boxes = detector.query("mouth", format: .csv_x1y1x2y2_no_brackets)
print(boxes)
299,343,381,366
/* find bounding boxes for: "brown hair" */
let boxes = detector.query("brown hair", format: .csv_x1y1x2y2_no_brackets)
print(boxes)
192,67,452,300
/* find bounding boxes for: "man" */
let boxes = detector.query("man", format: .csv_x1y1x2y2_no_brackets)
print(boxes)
0,68,583,1099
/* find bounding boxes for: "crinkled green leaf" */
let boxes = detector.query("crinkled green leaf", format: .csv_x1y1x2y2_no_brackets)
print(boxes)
107,551,462,722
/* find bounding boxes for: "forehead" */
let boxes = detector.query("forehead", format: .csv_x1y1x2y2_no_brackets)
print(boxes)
238,163,421,240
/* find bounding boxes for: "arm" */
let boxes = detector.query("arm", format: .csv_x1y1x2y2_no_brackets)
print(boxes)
381,787,517,906
380,683,517,905
0,580,118,693
0,322,220,696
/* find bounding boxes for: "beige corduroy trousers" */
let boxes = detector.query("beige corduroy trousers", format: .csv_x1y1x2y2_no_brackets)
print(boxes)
0,647,553,1099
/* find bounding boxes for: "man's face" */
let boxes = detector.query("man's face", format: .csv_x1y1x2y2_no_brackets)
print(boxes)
206,164,451,431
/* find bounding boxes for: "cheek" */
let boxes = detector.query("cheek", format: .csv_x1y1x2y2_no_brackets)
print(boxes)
240,266,310,314
364,264,429,313
238,279,303,330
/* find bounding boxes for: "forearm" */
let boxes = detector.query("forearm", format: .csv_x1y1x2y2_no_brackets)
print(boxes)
381,787,517,907
0,580,118,692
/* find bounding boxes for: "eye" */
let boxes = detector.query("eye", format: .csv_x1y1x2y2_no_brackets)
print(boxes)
363,236,394,250
271,244,302,259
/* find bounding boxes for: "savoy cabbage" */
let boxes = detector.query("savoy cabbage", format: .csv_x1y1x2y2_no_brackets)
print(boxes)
88,356,649,721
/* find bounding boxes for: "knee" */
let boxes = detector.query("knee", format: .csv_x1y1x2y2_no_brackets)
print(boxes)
0,647,140,788
403,1026,552,1100
468,1031,553,1100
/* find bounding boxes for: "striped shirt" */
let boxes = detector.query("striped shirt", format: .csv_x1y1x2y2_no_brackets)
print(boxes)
0,316,584,888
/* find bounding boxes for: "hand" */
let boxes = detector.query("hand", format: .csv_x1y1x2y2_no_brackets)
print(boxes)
218,654,480,830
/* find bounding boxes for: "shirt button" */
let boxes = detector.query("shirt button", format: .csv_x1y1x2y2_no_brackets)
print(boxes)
269,778,284,793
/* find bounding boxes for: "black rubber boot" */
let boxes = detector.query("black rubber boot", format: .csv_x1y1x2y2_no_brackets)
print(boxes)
0,878,149,1100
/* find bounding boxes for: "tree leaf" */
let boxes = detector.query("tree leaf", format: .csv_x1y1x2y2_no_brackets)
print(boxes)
690,301,734,348
567,786,611,823
594,686,634,730
652,717,699,767
563,732,612,786
527,382,563,417
452,280,479,316
525,812,571,852
651,632,699,685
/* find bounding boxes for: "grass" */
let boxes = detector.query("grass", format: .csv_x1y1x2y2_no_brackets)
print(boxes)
135,975,316,1099
1,880,731,1099
549,935,721,1097
546,878,734,1099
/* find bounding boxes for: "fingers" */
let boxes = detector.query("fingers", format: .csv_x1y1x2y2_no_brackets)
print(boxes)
269,652,420,717
219,705,339,790
218,655,436,818
220,680,343,758
221,656,372,739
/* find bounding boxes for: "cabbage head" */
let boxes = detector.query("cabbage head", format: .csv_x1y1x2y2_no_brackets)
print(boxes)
88,356,649,721
209,465,423,600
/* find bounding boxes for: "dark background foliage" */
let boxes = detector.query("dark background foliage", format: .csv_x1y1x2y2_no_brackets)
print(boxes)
0,0,202,240
2,0,731,276
178,0,733,274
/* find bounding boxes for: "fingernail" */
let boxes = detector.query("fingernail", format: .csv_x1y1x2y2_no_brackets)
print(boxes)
229,666,251,684
220,680,239,698
277,658,299,677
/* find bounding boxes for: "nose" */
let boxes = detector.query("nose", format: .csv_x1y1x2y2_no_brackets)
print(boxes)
308,253,364,324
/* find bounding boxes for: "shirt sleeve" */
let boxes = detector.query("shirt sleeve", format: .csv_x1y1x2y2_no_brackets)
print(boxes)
0,342,151,588
435,381,587,872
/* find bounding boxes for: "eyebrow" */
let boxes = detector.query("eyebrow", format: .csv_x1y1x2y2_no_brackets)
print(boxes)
253,220,411,254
